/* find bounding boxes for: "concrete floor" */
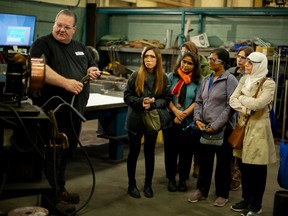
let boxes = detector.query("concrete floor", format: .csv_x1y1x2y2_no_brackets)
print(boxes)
0,120,284,216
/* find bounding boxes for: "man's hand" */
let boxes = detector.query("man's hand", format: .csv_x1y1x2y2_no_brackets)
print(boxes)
64,79,84,95
87,66,101,81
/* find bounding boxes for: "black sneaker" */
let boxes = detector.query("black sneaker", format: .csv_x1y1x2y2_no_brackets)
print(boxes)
144,185,154,198
61,191,80,204
241,206,263,216
128,185,141,198
231,200,249,212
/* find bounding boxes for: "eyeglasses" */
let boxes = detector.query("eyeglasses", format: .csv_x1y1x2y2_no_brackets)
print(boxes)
144,54,156,60
246,59,261,65
207,56,223,64
181,59,194,66
236,55,247,61
54,23,74,31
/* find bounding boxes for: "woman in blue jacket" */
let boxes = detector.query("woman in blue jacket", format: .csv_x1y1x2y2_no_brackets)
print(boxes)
188,48,238,207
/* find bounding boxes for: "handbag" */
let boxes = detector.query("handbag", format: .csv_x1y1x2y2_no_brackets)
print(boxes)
228,123,246,149
200,130,224,146
142,109,161,133
228,77,267,149
157,108,174,129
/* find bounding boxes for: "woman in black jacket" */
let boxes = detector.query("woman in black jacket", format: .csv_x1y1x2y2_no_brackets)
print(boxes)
124,46,172,199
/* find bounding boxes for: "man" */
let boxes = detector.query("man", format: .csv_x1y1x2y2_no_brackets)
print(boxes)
30,9,101,214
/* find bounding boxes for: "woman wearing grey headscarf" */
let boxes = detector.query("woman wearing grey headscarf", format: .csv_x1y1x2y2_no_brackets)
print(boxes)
229,52,277,216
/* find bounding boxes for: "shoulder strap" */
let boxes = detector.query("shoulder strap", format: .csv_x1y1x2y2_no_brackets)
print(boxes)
244,77,267,125
253,77,267,98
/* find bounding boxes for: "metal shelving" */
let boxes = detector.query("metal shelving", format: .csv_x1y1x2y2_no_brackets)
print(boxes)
96,7,288,16
96,7,288,44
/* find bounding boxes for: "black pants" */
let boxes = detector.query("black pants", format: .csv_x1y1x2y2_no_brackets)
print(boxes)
43,112,82,202
197,129,232,199
127,131,158,186
163,124,197,181
240,162,267,209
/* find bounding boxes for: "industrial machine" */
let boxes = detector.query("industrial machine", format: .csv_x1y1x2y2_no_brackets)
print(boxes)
0,51,95,215
0,51,45,107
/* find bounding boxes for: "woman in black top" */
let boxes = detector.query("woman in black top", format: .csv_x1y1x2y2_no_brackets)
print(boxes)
124,46,171,198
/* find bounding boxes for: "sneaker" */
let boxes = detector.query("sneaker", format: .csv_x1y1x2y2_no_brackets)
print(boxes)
61,191,80,204
214,197,228,207
230,180,241,191
241,206,263,216
187,189,206,203
231,200,249,212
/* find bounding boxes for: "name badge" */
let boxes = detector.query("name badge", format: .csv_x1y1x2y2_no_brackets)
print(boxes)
75,51,84,56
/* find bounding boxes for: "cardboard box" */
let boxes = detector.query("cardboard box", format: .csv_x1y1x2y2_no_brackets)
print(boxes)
256,46,274,56
227,0,262,7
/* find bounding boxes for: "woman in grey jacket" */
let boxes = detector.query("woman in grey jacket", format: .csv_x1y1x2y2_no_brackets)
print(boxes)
229,52,276,216
188,48,238,207
124,46,171,199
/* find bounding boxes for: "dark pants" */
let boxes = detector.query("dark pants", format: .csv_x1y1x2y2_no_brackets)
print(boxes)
163,124,197,181
43,112,82,202
240,162,267,209
127,131,158,186
197,129,232,199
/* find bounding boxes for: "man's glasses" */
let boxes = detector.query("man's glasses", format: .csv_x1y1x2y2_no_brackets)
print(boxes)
55,23,74,31
207,56,223,64
236,55,247,61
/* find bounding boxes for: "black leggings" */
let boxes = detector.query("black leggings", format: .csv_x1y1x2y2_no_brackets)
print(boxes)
127,131,158,186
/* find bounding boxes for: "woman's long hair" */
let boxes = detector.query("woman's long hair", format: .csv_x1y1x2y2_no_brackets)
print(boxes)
174,52,202,83
135,46,164,97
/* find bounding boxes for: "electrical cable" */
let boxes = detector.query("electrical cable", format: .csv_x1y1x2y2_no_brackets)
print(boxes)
0,103,45,158
41,93,95,216
68,111,96,215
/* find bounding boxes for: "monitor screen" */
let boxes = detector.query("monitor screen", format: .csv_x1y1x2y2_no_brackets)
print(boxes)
0,13,36,47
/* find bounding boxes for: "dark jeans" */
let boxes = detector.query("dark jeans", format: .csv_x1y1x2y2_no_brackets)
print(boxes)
240,162,267,209
127,131,158,186
163,124,198,181
197,129,232,199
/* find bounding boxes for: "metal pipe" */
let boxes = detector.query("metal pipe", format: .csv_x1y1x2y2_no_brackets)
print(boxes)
274,50,281,112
